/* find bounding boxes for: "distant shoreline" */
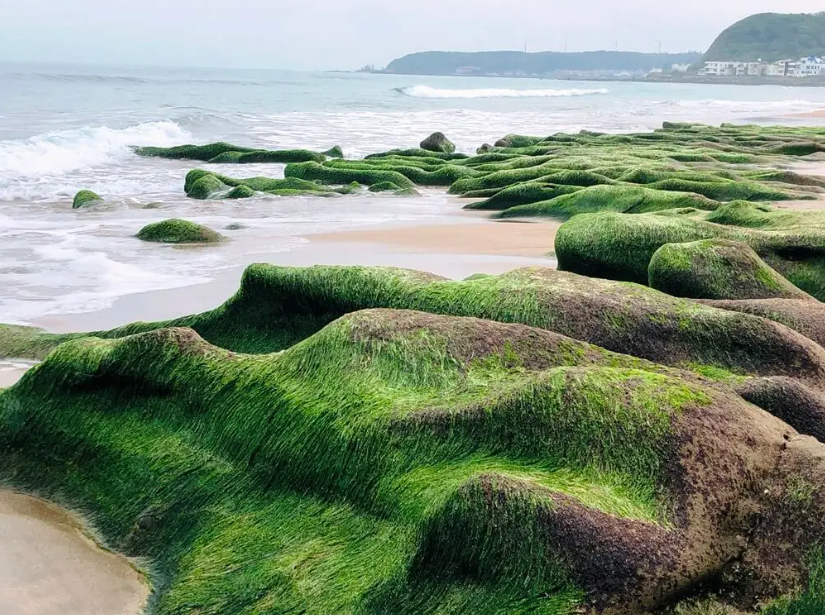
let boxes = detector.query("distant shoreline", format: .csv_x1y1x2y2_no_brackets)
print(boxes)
358,69,825,88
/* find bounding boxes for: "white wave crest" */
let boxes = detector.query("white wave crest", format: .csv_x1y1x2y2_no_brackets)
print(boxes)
397,85,609,99
0,121,190,182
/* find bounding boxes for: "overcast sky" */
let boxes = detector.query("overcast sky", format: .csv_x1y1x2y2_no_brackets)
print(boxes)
0,0,822,70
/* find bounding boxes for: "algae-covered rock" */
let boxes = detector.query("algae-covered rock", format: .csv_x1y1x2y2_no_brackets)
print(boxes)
136,219,224,244
285,161,416,188
184,169,347,200
555,210,825,301
420,132,456,154
4,306,825,613
225,185,255,200
323,145,344,158
72,190,103,209
648,239,810,301
186,172,228,200
134,142,325,164
498,185,719,219
368,181,419,195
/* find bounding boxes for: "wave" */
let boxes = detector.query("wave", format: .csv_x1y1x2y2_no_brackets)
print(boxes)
0,121,190,184
396,85,610,99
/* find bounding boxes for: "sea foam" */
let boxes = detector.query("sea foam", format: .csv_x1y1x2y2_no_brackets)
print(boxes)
0,121,189,182
397,85,610,99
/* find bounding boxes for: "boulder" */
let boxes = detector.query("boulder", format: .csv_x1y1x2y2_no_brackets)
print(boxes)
420,132,456,154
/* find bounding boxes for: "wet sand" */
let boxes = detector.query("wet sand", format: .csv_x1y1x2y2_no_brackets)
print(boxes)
310,218,559,257
0,360,37,388
786,109,825,119
0,490,148,615
34,213,557,333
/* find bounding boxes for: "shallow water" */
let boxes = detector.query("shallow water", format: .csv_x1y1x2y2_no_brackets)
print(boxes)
2,63,825,324
0,490,148,615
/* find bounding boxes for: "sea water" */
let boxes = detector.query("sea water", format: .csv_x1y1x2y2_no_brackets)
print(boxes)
2,62,825,323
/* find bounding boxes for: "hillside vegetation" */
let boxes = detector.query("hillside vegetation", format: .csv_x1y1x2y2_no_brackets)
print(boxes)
385,50,701,75
705,12,825,61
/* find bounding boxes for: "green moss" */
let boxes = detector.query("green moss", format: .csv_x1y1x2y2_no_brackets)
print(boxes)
368,182,419,195
420,132,456,154
649,239,809,301
323,145,344,158
136,219,224,244
0,307,723,614
225,185,255,199
134,142,325,163
72,190,103,209
285,161,416,188
499,185,719,219
184,169,346,199
555,211,825,300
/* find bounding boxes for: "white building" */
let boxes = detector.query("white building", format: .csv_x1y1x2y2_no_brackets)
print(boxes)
700,61,743,76
795,56,825,77
701,57,824,78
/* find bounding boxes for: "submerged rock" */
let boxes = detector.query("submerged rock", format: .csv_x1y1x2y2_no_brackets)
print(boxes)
420,132,456,154
72,190,103,209
136,219,224,244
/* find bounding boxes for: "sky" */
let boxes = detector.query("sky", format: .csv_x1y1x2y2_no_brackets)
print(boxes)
0,0,823,70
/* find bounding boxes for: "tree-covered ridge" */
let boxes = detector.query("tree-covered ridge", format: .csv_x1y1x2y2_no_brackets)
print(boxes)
384,51,702,75
704,12,825,62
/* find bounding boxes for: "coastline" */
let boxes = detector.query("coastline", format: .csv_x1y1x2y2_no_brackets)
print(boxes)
31,210,556,334
0,490,148,615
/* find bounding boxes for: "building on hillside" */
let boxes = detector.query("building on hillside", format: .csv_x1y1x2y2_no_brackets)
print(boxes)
701,57,824,78
796,56,825,76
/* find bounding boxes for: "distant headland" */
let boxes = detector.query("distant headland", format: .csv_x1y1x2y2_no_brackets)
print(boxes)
363,12,825,87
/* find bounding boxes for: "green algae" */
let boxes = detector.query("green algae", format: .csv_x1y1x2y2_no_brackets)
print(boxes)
420,132,456,154
7,265,825,390
134,142,326,163
136,219,224,244
285,161,417,188
0,311,712,614
498,185,720,219
72,189,103,209
648,239,810,301
184,169,347,199
555,209,825,300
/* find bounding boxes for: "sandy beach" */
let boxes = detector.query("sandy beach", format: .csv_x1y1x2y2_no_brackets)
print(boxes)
33,211,557,334
787,108,825,119
0,363,33,388
310,218,560,257
0,490,148,615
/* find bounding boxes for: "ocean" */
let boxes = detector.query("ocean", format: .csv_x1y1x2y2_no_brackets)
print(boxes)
2,62,825,324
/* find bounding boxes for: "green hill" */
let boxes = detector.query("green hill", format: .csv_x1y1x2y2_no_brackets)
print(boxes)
384,50,702,76
705,12,825,62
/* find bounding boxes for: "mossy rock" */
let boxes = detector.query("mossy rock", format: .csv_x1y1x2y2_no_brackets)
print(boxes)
368,182,419,195
184,169,346,200
4,305,825,612
225,185,255,200
134,142,325,164
72,190,103,209
498,185,719,220
648,239,811,301
136,219,224,244
420,132,456,154
555,210,825,301
323,145,344,158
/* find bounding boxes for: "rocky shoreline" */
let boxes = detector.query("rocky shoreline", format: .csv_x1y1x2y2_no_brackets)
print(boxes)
3,122,825,614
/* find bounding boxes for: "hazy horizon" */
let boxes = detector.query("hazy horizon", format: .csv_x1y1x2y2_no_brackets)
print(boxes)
1,1,823,71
